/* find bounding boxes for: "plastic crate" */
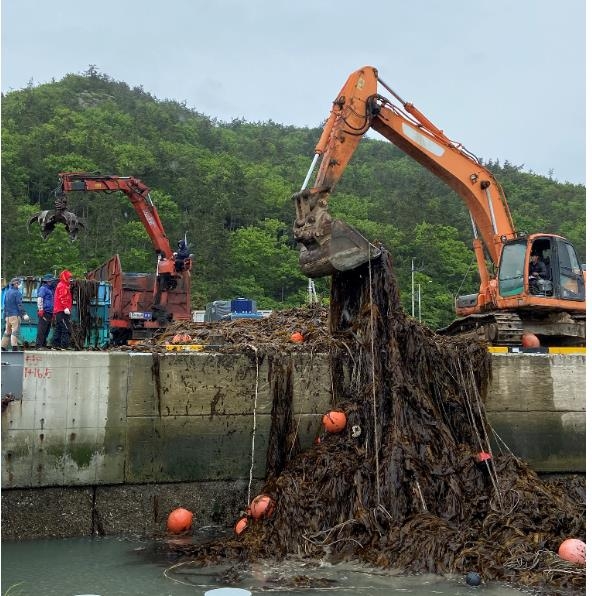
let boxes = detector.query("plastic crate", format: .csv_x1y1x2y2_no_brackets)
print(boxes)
231,298,254,313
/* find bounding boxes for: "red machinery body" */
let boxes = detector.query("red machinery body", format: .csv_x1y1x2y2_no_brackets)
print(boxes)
58,172,192,344
86,254,191,344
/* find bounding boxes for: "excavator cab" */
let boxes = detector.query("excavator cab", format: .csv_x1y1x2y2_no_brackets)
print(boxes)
497,236,585,302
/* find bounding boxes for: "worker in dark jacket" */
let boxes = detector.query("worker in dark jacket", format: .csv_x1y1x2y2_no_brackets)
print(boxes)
52,270,73,349
529,253,548,280
528,253,549,294
36,274,55,348
1,278,30,351
174,239,190,272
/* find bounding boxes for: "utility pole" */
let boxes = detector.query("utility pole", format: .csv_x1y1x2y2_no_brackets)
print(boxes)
308,278,318,304
419,279,431,324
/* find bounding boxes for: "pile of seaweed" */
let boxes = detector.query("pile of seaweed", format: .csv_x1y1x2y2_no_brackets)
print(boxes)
70,279,107,350
171,251,585,593
115,305,338,354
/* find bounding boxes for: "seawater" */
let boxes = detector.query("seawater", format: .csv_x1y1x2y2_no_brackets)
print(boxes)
1,534,527,596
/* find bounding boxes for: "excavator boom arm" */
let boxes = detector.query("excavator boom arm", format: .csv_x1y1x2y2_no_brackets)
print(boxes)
314,66,515,258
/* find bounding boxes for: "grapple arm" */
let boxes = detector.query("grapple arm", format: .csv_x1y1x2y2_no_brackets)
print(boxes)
27,193,85,240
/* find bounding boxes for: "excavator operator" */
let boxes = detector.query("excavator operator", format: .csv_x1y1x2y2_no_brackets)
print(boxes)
529,253,548,280
528,252,549,295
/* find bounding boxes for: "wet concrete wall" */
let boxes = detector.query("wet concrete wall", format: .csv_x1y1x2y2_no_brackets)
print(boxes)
486,353,585,473
1,350,585,539
1,351,334,489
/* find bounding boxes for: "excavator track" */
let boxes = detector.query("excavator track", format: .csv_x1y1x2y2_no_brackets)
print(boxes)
437,313,524,346
438,311,586,347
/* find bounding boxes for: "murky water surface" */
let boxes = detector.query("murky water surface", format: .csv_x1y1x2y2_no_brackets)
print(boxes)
1,533,527,596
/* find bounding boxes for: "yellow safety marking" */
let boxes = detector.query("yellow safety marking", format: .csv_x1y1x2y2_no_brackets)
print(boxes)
488,346,585,355
548,347,586,355
165,344,206,352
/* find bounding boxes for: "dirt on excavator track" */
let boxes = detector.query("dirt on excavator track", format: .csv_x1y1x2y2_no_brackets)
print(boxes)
150,250,584,594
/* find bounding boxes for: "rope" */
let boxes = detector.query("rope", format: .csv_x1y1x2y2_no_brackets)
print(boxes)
453,354,502,508
466,364,503,497
454,263,475,299
368,251,381,508
247,344,259,506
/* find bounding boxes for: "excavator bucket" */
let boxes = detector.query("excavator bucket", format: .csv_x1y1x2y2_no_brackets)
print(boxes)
298,218,382,278
27,194,85,241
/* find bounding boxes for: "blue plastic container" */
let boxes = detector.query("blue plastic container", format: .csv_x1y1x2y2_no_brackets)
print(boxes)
1,277,111,347
231,298,254,313
224,312,263,321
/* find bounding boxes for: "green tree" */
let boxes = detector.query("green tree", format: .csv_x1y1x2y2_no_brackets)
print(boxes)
227,219,308,308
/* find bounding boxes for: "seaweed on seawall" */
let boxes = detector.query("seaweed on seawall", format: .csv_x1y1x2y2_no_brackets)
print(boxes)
172,250,585,593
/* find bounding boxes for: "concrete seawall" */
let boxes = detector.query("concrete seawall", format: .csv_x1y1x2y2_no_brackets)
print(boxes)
1,349,585,539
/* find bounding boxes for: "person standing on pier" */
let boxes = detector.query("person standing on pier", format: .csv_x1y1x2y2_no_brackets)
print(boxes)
52,270,73,349
36,274,55,348
1,278,30,351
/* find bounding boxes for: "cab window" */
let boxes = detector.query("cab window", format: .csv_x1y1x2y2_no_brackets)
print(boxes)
498,242,527,297
556,241,585,300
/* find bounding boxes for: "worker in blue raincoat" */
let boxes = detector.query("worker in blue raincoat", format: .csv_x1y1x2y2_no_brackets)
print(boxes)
1,278,30,351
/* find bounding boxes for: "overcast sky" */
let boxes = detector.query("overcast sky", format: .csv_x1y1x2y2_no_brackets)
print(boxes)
1,0,586,185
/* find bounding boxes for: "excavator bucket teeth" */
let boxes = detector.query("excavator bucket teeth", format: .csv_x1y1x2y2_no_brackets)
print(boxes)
299,219,382,278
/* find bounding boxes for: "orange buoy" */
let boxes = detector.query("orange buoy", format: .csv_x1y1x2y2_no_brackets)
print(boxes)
558,538,586,565
322,410,347,433
521,333,540,348
172,333,192,344
249,494,275,520
290,331,304,343
166,507,193,534
234,516,248,535
475,451,492,463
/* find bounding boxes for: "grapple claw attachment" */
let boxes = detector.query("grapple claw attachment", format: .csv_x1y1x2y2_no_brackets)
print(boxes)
27,194,85,241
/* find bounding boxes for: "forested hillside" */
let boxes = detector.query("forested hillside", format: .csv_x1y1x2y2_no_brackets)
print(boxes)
1,69,585,328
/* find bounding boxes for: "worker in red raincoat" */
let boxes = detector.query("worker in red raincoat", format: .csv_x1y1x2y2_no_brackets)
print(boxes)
52,270,73,349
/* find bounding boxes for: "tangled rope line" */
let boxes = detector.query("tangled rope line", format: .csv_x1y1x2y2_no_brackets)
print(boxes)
367,249,382,510
247,344,259,506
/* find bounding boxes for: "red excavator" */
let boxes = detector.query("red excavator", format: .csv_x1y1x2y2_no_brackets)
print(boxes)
292,66,585,346
30,172,192,344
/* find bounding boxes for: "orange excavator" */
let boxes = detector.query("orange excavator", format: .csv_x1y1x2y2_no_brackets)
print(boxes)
292,66,585,346
30,172,192,343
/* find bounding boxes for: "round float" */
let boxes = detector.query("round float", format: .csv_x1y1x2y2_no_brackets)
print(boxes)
166,507,193,534
249,494,275,520
322,411,347,433
234,516,248,535
558,538,585,564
